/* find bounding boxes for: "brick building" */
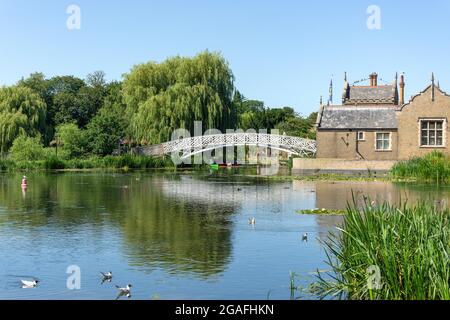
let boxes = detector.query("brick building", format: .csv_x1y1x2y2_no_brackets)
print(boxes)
315,73,449,160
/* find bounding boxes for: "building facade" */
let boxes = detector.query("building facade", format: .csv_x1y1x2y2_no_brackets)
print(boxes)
315,73,449,160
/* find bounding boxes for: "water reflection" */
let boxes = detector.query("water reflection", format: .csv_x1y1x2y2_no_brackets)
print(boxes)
0,172,448,299
0,173,236,278
309,181,450,209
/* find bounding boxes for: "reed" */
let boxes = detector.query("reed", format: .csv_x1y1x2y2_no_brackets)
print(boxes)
390,151,450,183
312,200,450,300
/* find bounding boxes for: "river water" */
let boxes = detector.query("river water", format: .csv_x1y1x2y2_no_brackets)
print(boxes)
0,170,448,300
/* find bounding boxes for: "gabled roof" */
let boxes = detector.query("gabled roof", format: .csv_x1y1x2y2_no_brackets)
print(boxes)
343,85,398,105
399,84,450,110
318,105,398,130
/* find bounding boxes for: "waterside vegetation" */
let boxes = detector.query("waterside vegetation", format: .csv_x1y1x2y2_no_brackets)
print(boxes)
311,201,450,300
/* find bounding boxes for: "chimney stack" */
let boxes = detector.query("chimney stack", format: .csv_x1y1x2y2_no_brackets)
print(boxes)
369,72,378,86
399,73,405,105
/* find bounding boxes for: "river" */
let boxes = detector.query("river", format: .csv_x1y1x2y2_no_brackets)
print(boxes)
0,170,448,300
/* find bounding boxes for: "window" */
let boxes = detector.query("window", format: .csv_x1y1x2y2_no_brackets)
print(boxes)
357,131,365,141
420,120,444,147
375,132,391,151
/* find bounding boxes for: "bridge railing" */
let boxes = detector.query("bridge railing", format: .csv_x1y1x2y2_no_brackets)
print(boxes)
160,133,316,155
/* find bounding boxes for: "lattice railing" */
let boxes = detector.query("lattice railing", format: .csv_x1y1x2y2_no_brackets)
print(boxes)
139,133,316,157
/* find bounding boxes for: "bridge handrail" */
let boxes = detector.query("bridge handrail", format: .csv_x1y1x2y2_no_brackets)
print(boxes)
160,133,316,154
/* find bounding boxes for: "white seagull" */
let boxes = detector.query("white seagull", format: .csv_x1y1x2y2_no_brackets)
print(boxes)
21,280,39,288
115,284,132,294
248,217,256,225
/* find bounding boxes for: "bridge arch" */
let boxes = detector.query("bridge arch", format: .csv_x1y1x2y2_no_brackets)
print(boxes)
138,133,317,159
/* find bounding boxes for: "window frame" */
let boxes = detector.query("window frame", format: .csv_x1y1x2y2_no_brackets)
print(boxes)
419,118,446,148
374,132,392,151
357,131,365,141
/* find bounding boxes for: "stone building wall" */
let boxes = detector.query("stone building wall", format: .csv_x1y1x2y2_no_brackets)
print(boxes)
396,86,449,160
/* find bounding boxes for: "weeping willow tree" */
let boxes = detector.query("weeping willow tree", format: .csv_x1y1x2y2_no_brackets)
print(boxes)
123,51,236,144
0,86,46,153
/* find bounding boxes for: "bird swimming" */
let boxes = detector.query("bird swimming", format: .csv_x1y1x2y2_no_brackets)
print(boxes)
115,284,132,294
21,279,39,288
302,233,308,241
248,217,256,225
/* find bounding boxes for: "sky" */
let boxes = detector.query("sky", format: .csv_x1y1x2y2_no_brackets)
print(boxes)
1,0,450,115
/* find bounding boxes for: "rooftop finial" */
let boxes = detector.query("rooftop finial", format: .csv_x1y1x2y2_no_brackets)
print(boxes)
328,76,333,105
344,72,347,82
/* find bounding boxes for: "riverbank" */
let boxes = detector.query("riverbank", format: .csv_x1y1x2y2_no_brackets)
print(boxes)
0,155,175,171
1,153,448,185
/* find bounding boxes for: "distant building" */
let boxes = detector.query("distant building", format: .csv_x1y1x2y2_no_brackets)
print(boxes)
315,72,449,160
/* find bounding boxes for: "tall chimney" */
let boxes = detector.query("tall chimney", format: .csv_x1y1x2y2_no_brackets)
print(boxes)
370,72,378,86
399,73,405,105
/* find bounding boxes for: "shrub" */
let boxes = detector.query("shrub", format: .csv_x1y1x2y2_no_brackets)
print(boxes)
43,156,65,170
55,123,88,159
9,135,46,161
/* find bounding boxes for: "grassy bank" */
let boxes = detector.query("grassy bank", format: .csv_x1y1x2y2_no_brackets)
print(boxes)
390,151,450,183
312,201,450,300
0,154,175,171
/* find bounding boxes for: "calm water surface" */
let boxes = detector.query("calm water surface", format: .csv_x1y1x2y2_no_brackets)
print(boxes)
0,170,448,300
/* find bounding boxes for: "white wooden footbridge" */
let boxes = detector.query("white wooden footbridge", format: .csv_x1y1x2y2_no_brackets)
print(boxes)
137,133,317,159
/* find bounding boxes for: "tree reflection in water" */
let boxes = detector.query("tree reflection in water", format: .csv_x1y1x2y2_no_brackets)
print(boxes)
0,172,237,279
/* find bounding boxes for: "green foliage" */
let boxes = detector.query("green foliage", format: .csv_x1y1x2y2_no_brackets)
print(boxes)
390,151,450,183
43,155,66,170
55,123,87,159
233,92,316,137
86,108,125,156
0,155,174,171
0,86,47,153
276,116,316,139
4,52,318,160
9,135,46,161
123,51,236,144
312,201,450,300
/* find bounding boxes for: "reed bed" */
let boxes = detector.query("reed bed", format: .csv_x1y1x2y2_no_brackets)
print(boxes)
390,151,450,183
312,200,450,300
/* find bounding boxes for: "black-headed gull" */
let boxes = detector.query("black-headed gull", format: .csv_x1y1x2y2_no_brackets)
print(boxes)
21,280,39,288
115,284,132,294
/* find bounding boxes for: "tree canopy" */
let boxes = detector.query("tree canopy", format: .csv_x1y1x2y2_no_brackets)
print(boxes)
0,86,46,153
123,51,236,144
0,51,317,158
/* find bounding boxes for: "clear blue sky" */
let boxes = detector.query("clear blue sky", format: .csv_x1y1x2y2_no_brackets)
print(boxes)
1,0,449,115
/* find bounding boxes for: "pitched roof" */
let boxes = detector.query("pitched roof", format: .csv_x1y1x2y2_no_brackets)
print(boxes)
343,85,398,105
318,105,398,129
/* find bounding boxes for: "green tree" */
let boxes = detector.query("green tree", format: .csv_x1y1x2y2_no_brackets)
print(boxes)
86,107,125,156
9,135,45,161
0,86,46,153
123,51,236,144
276,112,317,139
55,123,87,158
